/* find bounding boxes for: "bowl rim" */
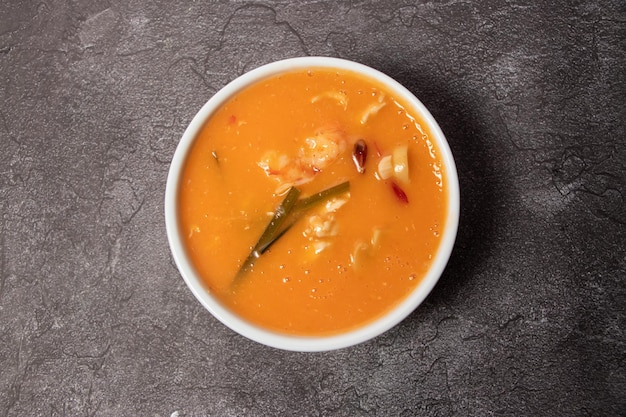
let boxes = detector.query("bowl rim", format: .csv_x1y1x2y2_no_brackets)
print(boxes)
164,56,460,352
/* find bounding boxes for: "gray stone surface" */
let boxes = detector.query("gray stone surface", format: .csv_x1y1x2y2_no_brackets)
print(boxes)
1,0,624,415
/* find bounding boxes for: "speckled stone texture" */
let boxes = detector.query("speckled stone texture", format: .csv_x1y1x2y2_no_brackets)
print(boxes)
0,1,624,416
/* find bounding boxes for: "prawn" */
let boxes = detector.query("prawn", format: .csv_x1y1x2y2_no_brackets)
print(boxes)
258,125,348,194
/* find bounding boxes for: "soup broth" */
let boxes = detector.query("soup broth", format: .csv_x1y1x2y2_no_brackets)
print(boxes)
179,68,449,335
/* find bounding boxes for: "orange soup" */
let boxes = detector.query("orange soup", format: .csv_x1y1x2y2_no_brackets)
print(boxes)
179,68,449,335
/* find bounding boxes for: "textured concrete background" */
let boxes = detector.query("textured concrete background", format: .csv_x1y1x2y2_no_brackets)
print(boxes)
1,1,625,416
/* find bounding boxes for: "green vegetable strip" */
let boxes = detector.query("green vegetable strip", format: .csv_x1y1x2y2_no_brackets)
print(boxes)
232,181,350,286
265,181,351,252
293,181,350,212
234,187,301,282
258,223,294,255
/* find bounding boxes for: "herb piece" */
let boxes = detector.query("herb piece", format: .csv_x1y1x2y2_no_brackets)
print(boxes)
352,140,368,174
391,182,409,204
234,187,301,282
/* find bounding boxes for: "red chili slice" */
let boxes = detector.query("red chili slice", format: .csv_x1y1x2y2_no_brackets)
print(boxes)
391,182,409,204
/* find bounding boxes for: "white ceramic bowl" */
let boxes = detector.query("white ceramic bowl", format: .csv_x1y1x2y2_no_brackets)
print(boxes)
165,57,460,352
